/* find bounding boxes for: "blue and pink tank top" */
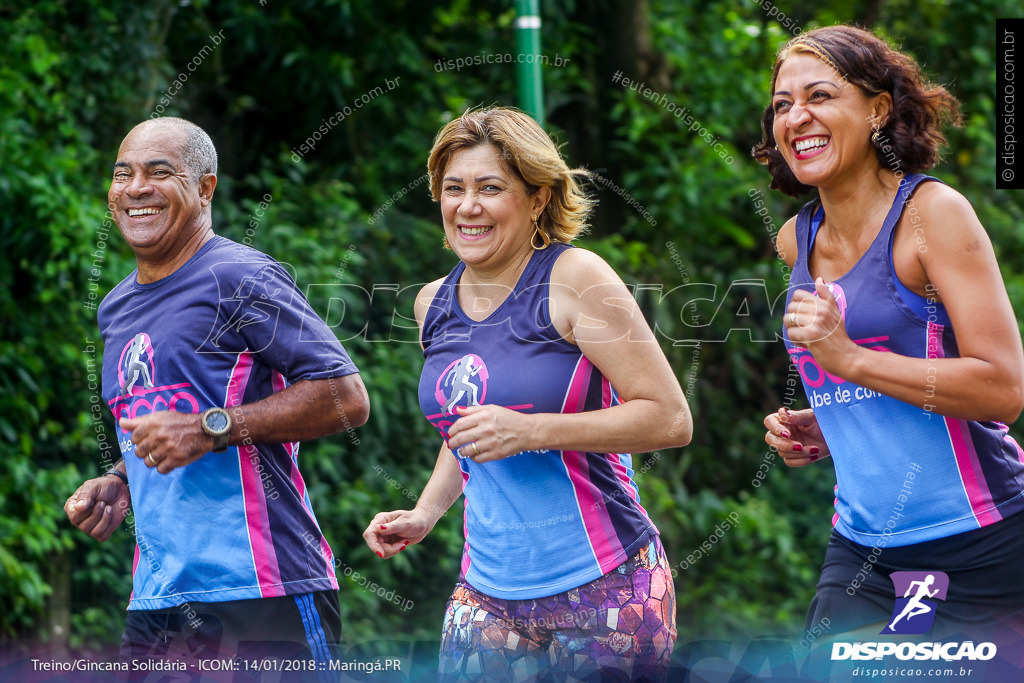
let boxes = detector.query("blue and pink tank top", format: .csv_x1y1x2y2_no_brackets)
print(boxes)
784,173,1024,547
418,243,656,599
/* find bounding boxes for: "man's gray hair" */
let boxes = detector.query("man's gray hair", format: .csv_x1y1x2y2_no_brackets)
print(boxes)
131,117,217,183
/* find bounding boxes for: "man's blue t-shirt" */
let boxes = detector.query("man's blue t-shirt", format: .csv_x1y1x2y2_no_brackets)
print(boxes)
100,236,358,610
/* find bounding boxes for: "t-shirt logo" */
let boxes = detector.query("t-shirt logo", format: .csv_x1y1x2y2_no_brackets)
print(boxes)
118,332,155,397
436,354,488,415
881,571,949,635
814,281,848,320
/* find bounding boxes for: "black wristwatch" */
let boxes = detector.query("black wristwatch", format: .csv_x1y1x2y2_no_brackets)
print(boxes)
201,407,232,452
106,468,129,488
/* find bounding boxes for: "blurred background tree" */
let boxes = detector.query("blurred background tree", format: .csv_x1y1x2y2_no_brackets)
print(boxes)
2,0,1021,673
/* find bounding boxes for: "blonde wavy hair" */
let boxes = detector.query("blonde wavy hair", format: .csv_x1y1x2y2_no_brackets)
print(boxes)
427,107,595,244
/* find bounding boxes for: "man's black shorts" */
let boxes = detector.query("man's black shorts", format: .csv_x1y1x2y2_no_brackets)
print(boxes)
119,590,340,681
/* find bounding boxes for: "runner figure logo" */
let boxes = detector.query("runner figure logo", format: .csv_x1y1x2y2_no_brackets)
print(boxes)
813,281,848,319
119,332,155,397
881,571,949,635
436,354,488,415
824,281,847,319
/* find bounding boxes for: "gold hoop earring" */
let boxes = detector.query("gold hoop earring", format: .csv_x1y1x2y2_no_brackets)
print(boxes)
530,215,550,250
442,235,451,250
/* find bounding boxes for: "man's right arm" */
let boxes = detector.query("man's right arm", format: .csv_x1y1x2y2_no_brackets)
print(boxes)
119,374,368,474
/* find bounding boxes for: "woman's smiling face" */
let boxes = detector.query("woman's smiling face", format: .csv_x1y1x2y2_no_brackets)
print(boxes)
440,144,547,268
771,52,890,188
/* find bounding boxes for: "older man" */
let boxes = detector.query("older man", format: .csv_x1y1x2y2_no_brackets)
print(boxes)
64,117,368,674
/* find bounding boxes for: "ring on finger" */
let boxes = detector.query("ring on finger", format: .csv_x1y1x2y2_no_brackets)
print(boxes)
146,453,156,466
788,312,798,326
470,441,480,457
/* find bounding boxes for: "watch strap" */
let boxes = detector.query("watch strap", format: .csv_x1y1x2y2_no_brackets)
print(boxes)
106,469,129,487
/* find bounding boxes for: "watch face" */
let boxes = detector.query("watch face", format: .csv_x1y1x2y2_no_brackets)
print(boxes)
205,410,229,433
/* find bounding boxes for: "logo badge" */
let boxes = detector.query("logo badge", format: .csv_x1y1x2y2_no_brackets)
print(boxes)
814,281,848,320
118,332,155,397
435,354,488,415
881,571,949,635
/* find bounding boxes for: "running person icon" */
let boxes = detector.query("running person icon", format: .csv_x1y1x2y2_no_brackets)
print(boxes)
887,575,939,632
442,355,482,414
122,333,153,396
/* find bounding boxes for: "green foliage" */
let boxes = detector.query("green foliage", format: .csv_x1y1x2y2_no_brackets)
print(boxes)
3,0,1023,661
0,5,139,640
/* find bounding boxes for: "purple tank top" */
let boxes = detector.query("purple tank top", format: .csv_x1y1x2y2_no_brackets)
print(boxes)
784,173,1024,546
418,243,656,599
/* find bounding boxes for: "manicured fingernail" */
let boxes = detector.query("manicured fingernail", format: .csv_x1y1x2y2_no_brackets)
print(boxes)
376,551,383,558
380,525,387,530
809,455,820,462
792,443,803,452
780,430,791,439
809,446,820,455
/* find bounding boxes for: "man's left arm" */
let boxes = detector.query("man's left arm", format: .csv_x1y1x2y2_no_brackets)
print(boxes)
121,374,368,474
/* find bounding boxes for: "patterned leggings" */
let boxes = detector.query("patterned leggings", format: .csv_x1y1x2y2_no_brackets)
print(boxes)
438,536,676,682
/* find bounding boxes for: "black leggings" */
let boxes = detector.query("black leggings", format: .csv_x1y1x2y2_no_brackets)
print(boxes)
806,509,1024,640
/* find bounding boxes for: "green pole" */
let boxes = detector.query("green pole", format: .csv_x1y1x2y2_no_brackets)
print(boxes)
515,0,545,127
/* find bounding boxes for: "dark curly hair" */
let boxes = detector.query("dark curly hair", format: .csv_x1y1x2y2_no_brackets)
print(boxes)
751,25,961,197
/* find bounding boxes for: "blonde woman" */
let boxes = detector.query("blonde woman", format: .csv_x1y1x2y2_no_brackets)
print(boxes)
364,108,691,681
